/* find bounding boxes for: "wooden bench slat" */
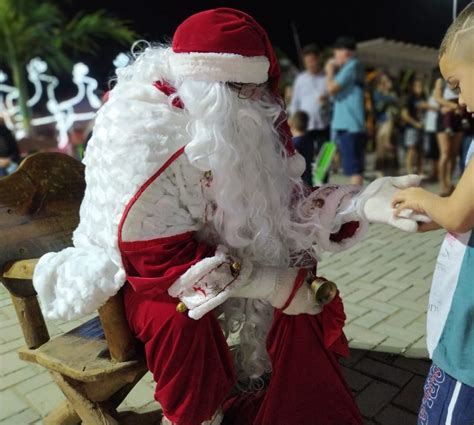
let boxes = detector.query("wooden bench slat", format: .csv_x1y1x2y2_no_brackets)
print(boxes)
19,317,145,382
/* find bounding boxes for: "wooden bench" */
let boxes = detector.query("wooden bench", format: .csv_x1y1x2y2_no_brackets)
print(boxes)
0,153,149,424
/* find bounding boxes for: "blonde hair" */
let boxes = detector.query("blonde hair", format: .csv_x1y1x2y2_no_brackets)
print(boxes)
440,2,474,62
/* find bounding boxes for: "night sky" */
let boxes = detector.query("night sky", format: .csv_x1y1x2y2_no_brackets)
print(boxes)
63,0,472,87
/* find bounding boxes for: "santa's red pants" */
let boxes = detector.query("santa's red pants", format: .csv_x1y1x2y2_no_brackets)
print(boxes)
123,284,362,425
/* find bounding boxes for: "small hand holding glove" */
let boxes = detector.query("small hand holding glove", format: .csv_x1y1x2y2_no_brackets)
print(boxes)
354,175,431,232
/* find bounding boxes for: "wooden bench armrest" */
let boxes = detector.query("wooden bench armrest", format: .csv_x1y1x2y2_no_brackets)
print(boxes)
3,258,39,280
2,259,39,298
1,259,49,349
1,259,137,361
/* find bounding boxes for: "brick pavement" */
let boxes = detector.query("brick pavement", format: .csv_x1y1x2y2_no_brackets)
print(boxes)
319,221,443,358
341,348,430,425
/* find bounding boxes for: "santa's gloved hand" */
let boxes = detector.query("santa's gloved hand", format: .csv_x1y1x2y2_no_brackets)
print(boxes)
353,175,431,232
232,268,322,315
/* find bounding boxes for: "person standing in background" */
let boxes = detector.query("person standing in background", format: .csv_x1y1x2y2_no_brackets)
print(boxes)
289,44,330,155
424,80,441,182
373,73,399,177
288,110,314,186
326,37,366,186
401,79,426,175
434,77,464,196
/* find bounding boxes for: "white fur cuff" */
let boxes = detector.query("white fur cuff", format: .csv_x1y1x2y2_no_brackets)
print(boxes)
169,52,270,84
303,184,369,253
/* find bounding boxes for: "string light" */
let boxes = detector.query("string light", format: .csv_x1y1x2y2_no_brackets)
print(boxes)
0,57,101,148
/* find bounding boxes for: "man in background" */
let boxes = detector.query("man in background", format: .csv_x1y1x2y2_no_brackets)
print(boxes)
326,37,366,185
290,44,330,155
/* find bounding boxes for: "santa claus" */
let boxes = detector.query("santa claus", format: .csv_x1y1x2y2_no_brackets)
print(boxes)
33,8,427,425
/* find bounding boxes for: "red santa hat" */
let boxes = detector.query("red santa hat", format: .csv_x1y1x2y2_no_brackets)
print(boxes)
170,8,306,178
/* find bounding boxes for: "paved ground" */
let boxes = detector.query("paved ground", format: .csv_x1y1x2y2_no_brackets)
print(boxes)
318,170,443,358
0,166,445,424
341,348,430,425
319,220,443,358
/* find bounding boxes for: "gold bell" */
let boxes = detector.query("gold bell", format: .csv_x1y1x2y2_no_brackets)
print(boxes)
176,302,188,313
230,261,241,276
204,170,213,180
310,278,338,305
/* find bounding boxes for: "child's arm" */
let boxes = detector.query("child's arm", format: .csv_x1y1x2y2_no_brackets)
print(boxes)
401,107,422,129
433,78,459,111
418,101,439,112
392,159,474,233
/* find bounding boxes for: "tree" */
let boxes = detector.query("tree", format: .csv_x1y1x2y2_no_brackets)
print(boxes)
0,0,136,132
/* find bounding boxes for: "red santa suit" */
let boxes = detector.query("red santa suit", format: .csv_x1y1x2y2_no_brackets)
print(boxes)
33,8,428,425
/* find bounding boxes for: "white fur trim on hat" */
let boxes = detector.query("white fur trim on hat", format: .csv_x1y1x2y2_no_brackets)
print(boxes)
169,52,269,84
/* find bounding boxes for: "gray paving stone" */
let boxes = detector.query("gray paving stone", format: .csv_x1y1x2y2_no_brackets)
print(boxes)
0,351,26,376
1,305,17,320
0,325,23,343
375,405,418,425
365,351,398,364
0,319,20,329
393,375,426,414
358,298,400,315
340,348,367,367
397,285,430,301
378,277,413,290
384,267,420,282
14,372,53,394
341,366,372,392
24,382,65,417
392,357,430,377
0,390,29,421
372,287,404,303
346,288,383,304
0,298,13,308
374,337,408,355
353,310,391,329
404,337,429,359
0,366,37,391
355,358,413,387
384,310,424,328
345,324,388,349
343,302,371,320
0,408,40,425
388,298,427,313
372,323,424,344
356,381,399,418
0,338,24,355
121,379,155,408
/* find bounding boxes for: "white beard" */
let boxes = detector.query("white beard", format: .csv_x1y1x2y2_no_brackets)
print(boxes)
177,80,318,269
177,80,322,384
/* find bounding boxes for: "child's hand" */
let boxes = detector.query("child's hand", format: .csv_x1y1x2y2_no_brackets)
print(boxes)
392,187,430,215
417,221,442,233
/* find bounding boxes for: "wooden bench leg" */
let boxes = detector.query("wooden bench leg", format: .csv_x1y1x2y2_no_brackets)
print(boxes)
104,369,147,411
50,371,118,425
43,400,80,425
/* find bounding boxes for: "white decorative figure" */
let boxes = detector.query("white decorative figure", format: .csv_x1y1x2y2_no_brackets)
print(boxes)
0,58,101,148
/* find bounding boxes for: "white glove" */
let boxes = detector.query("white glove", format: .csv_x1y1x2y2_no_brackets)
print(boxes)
232,268,322,315
354,175,431,232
